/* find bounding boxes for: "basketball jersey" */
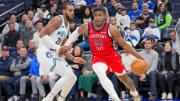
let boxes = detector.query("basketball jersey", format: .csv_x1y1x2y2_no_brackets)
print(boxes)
39,15,69,51
88,21,118,57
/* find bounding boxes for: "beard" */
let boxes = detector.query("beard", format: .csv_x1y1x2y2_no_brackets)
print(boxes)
133,8,137,11
65,14,72,22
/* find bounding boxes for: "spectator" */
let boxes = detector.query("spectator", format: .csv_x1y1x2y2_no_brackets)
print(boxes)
132,38,158,100
27,10,34,21
27,40,36,59
33,21,44,48
154,0,172,13
138,0,154,12
149,36,164,57
2,15,19,36
47,4,59,19
65,45,84,99
33,4,49,23
136,4,154,30
115,7,130,31
124,21,140,47
78,55,97,100
19,50,39,101
142,18,161,42
19,14,29,32
36,72,58,100
74,0,87,19
0,46,13,81
82,6,92,24
158,41,179,99
20,20,35,48
107,0,117,16
155,3,172,30
10,40,24,59
128,1,142,21
0,46,13,100
35,11,49,26
169,30,176,50
3,22,20,47
1,47,31,101
109,16,118,28
46,0,56,11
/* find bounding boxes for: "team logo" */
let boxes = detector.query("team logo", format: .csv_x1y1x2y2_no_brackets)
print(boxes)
46,51,53,58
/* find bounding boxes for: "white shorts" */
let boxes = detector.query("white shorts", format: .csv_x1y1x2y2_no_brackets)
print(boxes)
37,48,72,76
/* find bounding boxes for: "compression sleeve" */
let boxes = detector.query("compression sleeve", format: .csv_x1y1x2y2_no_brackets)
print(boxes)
40,35,59,52
64,28,80,46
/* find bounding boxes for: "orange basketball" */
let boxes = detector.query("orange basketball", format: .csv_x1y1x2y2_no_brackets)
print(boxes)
131,59,148,76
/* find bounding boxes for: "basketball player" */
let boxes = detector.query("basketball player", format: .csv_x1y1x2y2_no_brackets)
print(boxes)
37,2,85,101
62,6,144,101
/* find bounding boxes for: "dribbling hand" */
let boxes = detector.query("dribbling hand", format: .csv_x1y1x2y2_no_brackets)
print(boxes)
73,57,86,64
59,46,67,56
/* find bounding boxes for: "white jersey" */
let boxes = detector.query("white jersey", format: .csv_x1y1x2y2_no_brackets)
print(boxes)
37,15,70,75
38,15,69,56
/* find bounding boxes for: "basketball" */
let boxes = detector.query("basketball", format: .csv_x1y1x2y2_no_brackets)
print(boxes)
131,59,148,76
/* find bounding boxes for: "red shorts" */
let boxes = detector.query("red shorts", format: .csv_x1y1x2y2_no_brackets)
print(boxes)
92,55,125,74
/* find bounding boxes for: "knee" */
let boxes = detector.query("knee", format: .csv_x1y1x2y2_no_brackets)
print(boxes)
21,76,28,81
149,71,157,79
66,72,77,82
30,76,37,81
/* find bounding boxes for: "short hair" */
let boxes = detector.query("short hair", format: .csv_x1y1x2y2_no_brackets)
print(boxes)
148,36,156,43
169,30,176,34
130,21,136,25
145,37,152,43
7,21,15,25
142,4,149,8
93,6,106,14
132,1,138,4
62,2,73,10
165,41,172,47
34,21,43,26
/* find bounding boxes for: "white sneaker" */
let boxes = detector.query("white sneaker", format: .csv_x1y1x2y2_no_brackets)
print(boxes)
167,93,173,99
111,95,121,101
13,95,20,101
161,92,167,99
58,96,65,101
7,96,14,101
42,96,54,101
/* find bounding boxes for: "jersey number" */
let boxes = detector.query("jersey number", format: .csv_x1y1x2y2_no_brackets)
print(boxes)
94,39,103,46
55,38,62,45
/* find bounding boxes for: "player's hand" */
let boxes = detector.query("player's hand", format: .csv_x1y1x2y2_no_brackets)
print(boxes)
139,74,146,81
59,46,67,56
73,57,86,64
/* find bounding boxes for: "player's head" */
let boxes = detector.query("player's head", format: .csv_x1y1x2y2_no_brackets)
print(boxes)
62,2,74,21
93,6,106,26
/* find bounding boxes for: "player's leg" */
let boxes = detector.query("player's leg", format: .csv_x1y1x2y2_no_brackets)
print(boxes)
116,73,138,97
92,63,121,101
44,59,77,101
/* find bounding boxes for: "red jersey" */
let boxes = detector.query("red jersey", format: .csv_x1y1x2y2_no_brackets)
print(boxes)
88,21,118,57
88,21,125,74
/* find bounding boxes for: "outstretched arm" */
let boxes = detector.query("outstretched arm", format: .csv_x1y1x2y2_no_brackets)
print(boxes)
64,24,88,46
109,25,143,59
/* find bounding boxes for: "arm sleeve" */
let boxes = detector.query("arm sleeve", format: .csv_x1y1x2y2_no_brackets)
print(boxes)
29,60,34,75
64,28,80,46
159,13,172,29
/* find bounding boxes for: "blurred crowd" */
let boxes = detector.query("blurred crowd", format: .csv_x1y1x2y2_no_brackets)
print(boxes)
0,0,180,101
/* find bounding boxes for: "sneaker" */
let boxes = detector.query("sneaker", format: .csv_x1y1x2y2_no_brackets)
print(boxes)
161,92,167,99
13,95,20,101
148,95,156,100
167,93,173,99
8,96,14,101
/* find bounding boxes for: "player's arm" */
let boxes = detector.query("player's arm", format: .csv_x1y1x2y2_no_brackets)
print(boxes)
109,25,143,59
39,16,62,38
39,16,62,51
64,24,89,46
